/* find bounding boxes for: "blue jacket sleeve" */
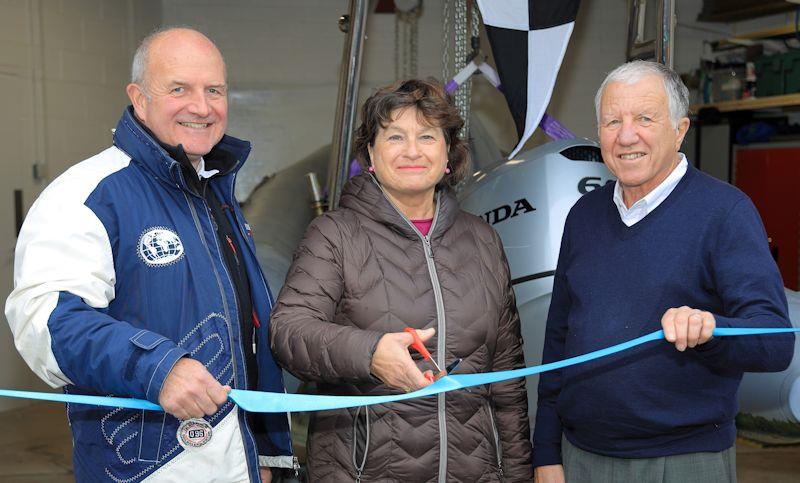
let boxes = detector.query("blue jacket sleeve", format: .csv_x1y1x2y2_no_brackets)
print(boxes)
49,292,188,403
5,172,187,404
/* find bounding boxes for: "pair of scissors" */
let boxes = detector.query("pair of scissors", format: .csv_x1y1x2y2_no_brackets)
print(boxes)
404,327,462,381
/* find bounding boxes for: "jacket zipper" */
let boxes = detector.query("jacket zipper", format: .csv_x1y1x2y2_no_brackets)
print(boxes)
205,179,268,479
487,401,504,479
421,210,448,483
222,172,295,467
178,170,257,480
180,188,240,387
351,405,371,482
223,233,257,355
226,175,274,307
369,175,448,482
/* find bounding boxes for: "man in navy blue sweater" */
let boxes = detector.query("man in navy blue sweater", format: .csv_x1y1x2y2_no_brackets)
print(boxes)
532,61,795,483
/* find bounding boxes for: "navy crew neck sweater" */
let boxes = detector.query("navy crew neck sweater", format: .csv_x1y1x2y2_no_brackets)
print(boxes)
532,164,795,467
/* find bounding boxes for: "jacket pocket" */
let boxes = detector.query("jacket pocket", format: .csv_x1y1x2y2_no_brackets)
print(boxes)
137,410,167,462
351,405,371,482
486,401,504,481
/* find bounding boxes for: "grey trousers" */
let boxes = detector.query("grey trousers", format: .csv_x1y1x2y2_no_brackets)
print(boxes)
562,437,736,483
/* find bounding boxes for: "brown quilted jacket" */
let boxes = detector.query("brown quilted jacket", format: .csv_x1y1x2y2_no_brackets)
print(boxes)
270,173,533,482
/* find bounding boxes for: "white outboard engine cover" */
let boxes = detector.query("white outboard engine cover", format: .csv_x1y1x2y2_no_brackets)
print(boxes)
459,139,613,421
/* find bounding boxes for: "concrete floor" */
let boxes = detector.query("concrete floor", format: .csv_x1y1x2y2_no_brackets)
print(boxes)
0,404,798,482
0,404,73,482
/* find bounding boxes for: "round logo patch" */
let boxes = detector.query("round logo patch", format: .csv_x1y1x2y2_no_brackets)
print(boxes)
177,418,212,449
138,227,184,266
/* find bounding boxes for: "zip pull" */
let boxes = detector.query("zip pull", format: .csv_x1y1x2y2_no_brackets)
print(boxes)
422,237,433,259
252,309,260,355
225,234,240,266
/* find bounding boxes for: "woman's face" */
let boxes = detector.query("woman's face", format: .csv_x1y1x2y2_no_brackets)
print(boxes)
368,107,449,202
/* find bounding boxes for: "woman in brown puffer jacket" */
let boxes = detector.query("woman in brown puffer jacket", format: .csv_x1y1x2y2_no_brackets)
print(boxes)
270,78,532,482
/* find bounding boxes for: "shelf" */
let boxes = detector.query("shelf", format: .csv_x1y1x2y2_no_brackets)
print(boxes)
730,24,797,40
692,93,800,113
697,2,795,23
712,24,797,49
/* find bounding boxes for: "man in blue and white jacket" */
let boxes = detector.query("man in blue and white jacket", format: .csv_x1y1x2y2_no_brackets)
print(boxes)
5,28,293,482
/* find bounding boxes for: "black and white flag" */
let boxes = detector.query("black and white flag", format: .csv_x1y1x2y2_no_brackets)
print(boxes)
477,0,580,158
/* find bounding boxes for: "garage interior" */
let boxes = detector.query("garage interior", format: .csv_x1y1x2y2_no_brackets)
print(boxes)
1,0,800,481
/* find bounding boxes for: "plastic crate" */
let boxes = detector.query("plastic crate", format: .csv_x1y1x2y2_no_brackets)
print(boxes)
755,54,783,96
712,66,745,102
783,50,800,94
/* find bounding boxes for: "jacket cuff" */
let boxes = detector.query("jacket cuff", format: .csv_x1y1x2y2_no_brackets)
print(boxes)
133,332,188,403
258,455,295,469
692,315,729,358
531,442,562,468
347,329,385,381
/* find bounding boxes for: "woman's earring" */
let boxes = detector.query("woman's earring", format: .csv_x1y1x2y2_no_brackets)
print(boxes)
368,166,375,173
445,166,451,174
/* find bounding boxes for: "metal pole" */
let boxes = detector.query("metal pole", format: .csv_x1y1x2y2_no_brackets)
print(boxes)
656,0,675,68
626,0,675,68
327,0,369,210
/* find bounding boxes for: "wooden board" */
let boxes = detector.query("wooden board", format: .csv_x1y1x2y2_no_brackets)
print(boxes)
691,93,800,113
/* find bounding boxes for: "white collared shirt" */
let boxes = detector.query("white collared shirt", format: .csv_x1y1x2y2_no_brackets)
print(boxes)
196,157,220,179
613,153,688,227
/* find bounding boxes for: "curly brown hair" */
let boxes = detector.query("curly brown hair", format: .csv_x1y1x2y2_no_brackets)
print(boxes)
352,78,470,189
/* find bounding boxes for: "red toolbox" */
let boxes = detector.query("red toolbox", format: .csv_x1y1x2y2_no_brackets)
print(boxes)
734,143,800,290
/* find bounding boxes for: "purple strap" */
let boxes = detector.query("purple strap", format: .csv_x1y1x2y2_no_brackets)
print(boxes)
349,158,362,178
540,113,576,140
445,79,575,142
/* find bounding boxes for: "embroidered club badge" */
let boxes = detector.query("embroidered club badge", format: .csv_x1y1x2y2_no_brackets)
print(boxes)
177,418,212,449
138,227,184,266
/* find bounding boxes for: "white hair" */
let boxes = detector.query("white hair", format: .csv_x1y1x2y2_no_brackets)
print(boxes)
594,60,689,129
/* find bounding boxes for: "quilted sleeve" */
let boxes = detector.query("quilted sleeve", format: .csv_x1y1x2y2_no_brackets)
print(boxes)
270,214,384,384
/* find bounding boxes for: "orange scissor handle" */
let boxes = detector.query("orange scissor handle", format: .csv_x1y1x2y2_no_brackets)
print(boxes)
404,327,433,362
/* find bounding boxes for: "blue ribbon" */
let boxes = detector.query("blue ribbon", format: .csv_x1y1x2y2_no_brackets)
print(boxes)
1,327,796,413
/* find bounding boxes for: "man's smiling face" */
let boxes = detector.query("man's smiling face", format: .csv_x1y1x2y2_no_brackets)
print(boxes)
128,29,228,162
599,74,689,205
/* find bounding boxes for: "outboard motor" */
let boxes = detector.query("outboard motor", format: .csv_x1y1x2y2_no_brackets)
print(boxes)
459,139,613,421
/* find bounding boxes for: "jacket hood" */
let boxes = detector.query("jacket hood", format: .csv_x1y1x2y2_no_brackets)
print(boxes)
339,172,460,240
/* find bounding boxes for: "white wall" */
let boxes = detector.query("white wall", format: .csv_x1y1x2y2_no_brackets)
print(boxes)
0,0,160,412
162,0,450,198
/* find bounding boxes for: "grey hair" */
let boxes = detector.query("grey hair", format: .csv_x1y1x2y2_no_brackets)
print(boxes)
594,60,689,129
130,26,216,93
